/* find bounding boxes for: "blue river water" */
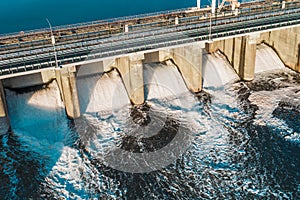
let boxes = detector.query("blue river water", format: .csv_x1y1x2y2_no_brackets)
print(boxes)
0,0,199,34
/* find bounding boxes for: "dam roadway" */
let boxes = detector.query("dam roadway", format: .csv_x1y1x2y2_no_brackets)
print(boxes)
0,0,300,77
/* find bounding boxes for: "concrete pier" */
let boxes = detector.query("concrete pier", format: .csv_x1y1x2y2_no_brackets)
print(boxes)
116,53,145,105
206,33,259,81
56,66,81,119
172,43,204,93
232,38,242,74
239,34,258,81
0,81,7,118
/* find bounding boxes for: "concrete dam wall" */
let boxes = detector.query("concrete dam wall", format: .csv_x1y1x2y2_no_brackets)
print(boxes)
0,26,300,134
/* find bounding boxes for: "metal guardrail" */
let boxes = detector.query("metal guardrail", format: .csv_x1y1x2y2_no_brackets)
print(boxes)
0,1,280,40
0,1,294,54
1,1,298,53
0,7,198,39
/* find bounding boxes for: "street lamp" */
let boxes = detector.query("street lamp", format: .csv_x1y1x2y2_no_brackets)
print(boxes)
209,13,212,41
197,0,200,8
211,0,216,14
46,18,59,68
209,0,216,41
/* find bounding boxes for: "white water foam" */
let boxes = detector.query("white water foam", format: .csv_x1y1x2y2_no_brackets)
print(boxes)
251,45,294,126
5,81,70,155
250,43,299,143
144,62,197,110
202,51,240,89
144,62,203,131
248,76,300,143
74,62,203,173
76,69,130,116
255,44,285,73
202,50,240,110
144,62,190,99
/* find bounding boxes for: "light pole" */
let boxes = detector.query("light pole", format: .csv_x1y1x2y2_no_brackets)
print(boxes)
209,13,212,41
209,0,216,41
46,18,59,68
197,0,200,8
211,0,216,14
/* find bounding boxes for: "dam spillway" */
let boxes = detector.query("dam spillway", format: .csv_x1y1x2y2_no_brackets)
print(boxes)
76,69,130,116
0,43,296,138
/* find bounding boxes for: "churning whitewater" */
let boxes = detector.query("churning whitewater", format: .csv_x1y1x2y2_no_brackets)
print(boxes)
0,45,299,199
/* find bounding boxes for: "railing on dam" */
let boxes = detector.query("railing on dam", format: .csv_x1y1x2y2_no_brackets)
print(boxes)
0,7,195,40
0,0,300,77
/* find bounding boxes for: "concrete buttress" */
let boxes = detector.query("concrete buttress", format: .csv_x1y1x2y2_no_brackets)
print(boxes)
116,53,145,105
172,43,204,92
0,80,10,134
239,34,259,81
0,80,8,118
56,66,81,119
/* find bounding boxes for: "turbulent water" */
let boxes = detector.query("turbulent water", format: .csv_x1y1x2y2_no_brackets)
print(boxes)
0,45,300,199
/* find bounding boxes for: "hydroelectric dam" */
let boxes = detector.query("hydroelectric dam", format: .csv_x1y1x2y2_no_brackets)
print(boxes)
1,1,300,198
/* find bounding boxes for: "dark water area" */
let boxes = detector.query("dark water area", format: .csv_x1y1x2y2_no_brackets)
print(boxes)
0,66,299,199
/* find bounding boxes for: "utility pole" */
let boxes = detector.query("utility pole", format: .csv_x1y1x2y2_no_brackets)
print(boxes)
209,0,216,40
212,0,216,14
209,13,212,41
197,0,200,8
46,18,59,68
